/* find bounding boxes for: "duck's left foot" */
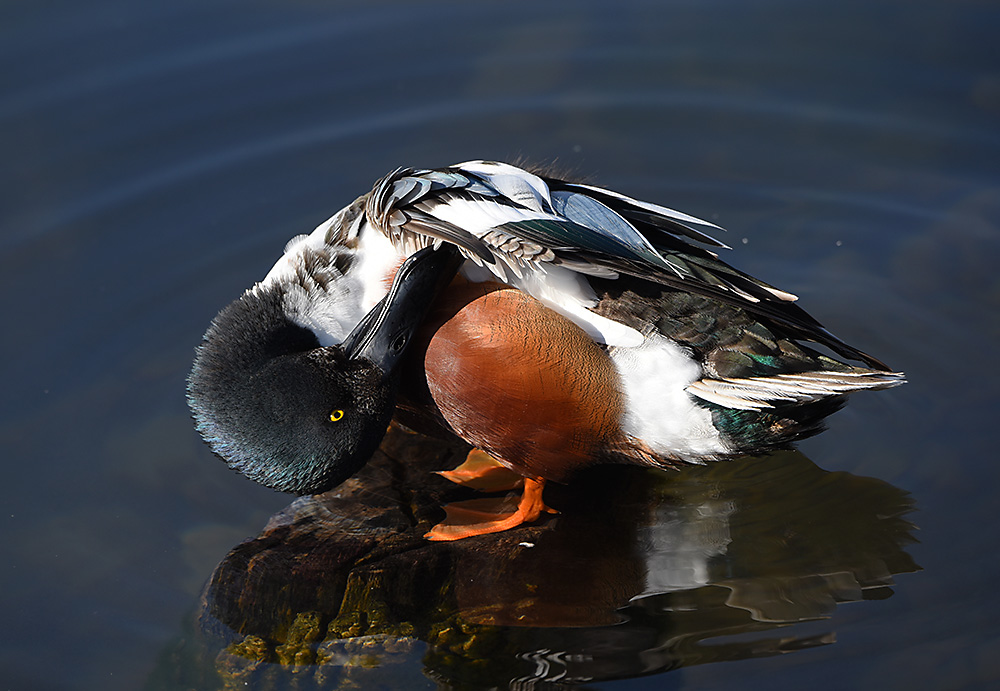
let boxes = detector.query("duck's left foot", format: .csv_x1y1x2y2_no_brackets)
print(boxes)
425,477,556,541
435,449,524,492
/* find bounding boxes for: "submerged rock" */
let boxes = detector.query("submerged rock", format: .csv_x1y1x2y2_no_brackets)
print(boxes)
168,425,918,689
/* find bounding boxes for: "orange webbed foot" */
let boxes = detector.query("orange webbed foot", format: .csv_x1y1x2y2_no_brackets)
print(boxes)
425,476,556,541
435,449,524,492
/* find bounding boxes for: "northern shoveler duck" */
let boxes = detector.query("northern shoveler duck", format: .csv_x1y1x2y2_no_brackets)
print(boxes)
188,161,904,541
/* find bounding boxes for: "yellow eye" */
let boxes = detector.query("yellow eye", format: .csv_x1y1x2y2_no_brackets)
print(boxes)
329,409,344,422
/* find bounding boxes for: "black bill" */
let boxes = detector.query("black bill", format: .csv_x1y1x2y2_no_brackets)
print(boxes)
341,244,462,378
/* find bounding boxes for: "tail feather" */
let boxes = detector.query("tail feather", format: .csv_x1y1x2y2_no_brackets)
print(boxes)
686,369,905,411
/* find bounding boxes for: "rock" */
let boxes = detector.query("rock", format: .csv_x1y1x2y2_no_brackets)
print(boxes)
172,426,918,689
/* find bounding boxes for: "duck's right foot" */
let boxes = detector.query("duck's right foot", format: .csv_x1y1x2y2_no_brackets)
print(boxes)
424,477,555,541
435,449,524,492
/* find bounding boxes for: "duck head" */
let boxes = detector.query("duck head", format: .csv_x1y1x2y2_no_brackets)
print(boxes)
187,244,461,494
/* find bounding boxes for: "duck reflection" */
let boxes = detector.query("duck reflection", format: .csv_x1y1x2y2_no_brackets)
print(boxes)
191,426,917,689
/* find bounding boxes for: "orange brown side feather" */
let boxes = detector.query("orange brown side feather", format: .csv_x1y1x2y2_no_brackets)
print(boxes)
416,282,627,482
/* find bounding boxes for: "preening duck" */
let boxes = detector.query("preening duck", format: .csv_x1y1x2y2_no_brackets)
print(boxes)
188,161,904,540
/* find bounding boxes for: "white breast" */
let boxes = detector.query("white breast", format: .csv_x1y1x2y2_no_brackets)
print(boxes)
262,221,407,346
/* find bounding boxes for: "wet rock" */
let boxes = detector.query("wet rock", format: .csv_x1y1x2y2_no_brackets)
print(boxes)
178,425,919,689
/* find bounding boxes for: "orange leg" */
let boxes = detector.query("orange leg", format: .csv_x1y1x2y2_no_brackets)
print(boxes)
425,476,557,541
435,449,524,492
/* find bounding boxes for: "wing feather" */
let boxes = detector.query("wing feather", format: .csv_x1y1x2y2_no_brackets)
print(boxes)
361,161,893,369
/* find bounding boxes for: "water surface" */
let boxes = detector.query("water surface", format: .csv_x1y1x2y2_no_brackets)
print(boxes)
2,1,998,689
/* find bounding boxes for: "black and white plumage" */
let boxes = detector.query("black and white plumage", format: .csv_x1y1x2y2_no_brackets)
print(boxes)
188,160,904,506
364,162,901,410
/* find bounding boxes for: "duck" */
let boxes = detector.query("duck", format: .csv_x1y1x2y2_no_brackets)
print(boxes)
187,160,904,541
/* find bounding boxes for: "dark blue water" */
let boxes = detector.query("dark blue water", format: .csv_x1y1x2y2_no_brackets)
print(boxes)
2,0,998,688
